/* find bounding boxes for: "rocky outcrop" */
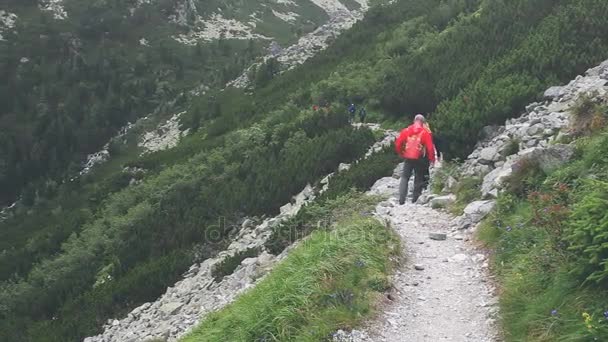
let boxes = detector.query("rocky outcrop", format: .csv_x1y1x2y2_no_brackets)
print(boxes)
228,0,370,88
39,0,68,20
462,59,608,198
138,112,190,154
446,59,608,230
0,10,17,41
85,126,397,342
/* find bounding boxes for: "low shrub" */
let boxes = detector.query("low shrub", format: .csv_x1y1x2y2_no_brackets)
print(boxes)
501,138,520,157
450,176,481,215
265,192,380,255
503,158,546,198
571,92,608,136
211,248,261,281
566,180,608,285
431,161,460,195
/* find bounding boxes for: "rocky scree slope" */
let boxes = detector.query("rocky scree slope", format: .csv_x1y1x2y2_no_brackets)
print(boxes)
84,125,397,342
436,59,608,232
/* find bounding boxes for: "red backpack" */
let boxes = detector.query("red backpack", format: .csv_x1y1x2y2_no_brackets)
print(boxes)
403,132,424,159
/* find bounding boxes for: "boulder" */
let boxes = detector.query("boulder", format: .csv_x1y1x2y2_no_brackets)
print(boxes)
159,302,183,316
532,144,575,173
338,163,351,172
481,159,516,198
430,195,456,209
544,86,565,99
368,177,400,197
463,200,496,223
479,146,500,164
526,123,545,137
416,193,436,205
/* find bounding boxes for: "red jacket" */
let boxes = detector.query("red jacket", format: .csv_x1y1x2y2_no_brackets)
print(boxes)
395,123,436,162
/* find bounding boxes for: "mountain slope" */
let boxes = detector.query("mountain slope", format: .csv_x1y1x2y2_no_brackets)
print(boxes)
0,0,368,207
3,0,608,341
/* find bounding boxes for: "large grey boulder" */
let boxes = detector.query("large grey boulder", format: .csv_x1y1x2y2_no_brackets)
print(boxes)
523,144,575,173
479,146,501,165
464,200,496,223
159,302,183,316
526,123,545,137
481,159,516,198
431,195,456,209
544,86,565,100
369,177,400,197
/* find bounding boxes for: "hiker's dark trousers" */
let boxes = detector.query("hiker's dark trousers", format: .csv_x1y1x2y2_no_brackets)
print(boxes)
399,158,426,204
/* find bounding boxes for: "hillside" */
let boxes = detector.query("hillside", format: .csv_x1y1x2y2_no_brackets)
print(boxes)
0,0,369,207
2,0,608,341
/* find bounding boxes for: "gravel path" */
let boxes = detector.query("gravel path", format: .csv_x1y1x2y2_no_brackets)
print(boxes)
337,177,501,342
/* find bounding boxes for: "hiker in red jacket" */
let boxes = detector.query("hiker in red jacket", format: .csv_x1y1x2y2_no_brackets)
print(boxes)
394,114,436,204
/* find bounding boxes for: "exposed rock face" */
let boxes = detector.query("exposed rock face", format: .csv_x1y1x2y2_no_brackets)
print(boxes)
228,0,370,88
461,59,608,201
39,0,68,20
442,59,608,231
139,112,190,154
0,10,18,41
85,125,398,342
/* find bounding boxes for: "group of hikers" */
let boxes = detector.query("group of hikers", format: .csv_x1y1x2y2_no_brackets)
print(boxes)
394,114,443,205
348,103,367,123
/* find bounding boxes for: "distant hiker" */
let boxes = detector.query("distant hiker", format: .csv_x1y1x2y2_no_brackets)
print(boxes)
359,107,367,123
395,114,436,204
348,103,357,123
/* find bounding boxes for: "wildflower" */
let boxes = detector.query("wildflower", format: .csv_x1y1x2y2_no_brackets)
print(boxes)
551,309,558,316
583,312,594,330
355,260,366,268
604,311,608,320
506,226,512,232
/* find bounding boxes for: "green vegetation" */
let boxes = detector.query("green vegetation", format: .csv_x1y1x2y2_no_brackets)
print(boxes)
319,146,401,201
4,0,608,340
182,193,400,342
212,248,261,281
478,131,608,341
450,176,482,215
265,190,385,255
0,105,376,341
430,161,460,195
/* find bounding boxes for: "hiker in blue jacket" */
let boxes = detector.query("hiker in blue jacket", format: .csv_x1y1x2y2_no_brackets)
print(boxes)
348,103,357,123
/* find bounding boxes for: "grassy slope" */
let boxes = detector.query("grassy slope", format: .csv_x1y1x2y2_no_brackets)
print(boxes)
477,128,608,341
182,193,401,342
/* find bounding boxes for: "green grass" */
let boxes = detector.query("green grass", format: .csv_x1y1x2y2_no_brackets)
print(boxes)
181,194,400,342
449,176,482,215
477,130,608,342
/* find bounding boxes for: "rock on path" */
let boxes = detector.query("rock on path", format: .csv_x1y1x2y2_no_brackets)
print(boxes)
337,177,500,341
